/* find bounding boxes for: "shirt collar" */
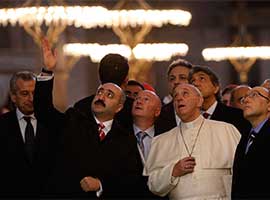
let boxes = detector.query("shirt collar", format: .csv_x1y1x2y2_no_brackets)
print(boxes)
133,124,155,138
93,115,113,135
251,118,269,135
16,108,36,121
202,100,217,116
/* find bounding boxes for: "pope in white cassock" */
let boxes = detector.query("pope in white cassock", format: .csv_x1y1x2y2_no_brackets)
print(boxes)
144,84,241,200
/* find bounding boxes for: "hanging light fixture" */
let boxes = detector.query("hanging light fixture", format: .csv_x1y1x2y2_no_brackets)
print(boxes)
63,43,189,63
202,2,270,83
0,6,191,29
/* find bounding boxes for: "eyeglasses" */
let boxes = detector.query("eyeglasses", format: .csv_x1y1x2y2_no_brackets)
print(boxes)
240,91,270,104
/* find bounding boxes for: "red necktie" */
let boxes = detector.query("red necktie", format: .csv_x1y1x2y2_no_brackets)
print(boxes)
203,112,210,119
98,123,105,141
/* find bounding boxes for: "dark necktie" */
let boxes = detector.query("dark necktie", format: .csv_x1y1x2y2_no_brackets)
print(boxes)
23,116,35,163
245,131,256,154
98,123,106,141
136,131,147,157
203,112,210,119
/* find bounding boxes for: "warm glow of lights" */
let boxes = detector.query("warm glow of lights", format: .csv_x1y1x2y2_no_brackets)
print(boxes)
202,46,270,61
133,43,188,61
63,43,189,62
0,6,192,28
63,43,132,63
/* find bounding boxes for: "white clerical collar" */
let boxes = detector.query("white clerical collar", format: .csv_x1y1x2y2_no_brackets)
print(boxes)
180,115,204,129
203,100,217,116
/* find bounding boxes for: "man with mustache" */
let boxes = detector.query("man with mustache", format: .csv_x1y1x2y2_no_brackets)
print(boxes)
144,84,240,199
34,78,142,198
34,40,142,198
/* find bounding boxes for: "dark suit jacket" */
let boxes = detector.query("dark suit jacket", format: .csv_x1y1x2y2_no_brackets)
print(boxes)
34,79,146,199
0,111,53,197
155,101,177,135
129,124,168,200
211,102,251,134
74,94,134,131
232,119,270,199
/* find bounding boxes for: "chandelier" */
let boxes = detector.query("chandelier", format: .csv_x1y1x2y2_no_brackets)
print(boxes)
201,2,270,83
63,43,189,62
0,6,191,28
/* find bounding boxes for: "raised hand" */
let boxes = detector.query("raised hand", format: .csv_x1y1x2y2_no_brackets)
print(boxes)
41,37,57,70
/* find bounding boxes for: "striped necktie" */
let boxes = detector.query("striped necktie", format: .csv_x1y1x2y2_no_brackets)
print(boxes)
245,131,256,154
98,123,106,141
136,131,147,157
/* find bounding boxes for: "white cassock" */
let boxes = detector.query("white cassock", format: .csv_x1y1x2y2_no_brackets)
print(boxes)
144,115,241,200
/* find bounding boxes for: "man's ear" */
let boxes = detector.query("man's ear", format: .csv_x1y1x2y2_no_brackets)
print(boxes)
214,85,220,95
115,103,124,114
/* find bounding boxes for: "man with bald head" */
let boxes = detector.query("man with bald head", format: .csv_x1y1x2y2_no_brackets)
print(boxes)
34,79,142,198
232,86,270,199
132,90,161,163
144,83,240,199
230,85,251,110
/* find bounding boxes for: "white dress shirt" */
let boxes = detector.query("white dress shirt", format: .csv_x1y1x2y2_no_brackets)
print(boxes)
133,124,155,164
16,108,37,142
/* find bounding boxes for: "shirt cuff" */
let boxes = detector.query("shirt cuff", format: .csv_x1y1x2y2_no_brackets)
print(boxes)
96,180,103,197
37,73,54,81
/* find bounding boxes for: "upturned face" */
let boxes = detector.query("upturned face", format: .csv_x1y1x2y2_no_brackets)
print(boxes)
173,84,203,122
242,87,270,123
10,78,35,115
231,86,251,110
132,90,161,120
125,84,143,99
91,83,124,121
168,66,190,95
189,72,219,100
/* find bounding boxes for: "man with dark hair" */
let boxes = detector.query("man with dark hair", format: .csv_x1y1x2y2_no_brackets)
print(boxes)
189,65,251,134
74,52,133,129
0,71,53,197
155,58,193,134
37,39,147,198
221,84,238,106
125,80,145,99
98,53,129,87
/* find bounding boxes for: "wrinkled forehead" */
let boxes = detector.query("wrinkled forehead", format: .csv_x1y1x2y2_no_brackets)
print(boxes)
98,83,122,94
174,83,201,96
137,90,156,98
251,86,269,97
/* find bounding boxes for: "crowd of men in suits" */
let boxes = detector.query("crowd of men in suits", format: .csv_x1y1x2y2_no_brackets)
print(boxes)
0,37,270,199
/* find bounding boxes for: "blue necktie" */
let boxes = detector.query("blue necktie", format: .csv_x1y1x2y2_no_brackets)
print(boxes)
245,131,256,154
136,131,147,157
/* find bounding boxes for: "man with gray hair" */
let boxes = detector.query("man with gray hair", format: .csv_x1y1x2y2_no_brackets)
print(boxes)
0,71,53,197
144,83,240,199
